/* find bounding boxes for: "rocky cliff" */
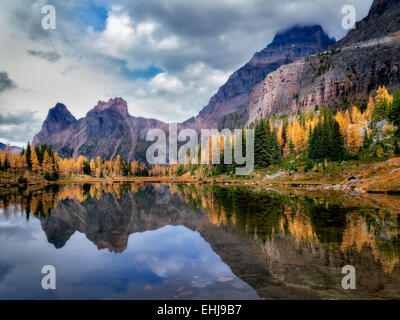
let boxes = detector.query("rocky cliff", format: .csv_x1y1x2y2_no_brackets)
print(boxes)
183,25,335,129
247,0,400,123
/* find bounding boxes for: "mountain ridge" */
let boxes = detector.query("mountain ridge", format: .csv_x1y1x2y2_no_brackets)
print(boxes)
33,97,169,161
183,24,335,129
33,24,335,160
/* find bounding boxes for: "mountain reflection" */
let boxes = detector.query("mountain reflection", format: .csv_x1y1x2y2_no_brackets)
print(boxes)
1,183,400,299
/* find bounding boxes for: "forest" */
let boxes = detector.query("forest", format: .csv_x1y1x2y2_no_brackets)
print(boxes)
1,86,400,182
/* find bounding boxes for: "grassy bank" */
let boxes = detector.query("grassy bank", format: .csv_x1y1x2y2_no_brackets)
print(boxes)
1,157,400,195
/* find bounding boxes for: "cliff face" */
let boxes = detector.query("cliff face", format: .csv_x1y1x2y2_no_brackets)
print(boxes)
33,98,168,161
183,25,335,129
247,0,400,123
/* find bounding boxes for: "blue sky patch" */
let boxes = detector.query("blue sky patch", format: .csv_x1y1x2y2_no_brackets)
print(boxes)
119,61,164,80
73,0,109,32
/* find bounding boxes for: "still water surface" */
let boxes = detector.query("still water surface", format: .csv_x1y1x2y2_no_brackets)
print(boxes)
0,183,400,300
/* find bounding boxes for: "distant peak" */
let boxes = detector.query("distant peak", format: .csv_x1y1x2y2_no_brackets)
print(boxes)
55,102,66,108
91,97,129,116
51,103,68,112
47,103,76,121
40,102,76,135
268,25,335,49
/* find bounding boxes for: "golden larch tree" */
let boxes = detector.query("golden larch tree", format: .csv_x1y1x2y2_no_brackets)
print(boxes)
42,151,54,175
31,149,41,172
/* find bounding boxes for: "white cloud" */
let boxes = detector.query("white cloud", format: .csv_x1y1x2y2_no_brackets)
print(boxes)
156,36,180,50
149,73,184,93
97,10,136,49
90,8,180,69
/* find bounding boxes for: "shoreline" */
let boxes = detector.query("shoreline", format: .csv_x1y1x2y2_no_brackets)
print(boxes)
1,157,400,195
1,175,399,195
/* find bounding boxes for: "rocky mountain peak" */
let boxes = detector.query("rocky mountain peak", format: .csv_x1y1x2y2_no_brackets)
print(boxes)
48,102,75,119
43,103,76,131
32,103,77,146
90,97,129,117
267,25,335,50
334,0,400,47
185,24,334,129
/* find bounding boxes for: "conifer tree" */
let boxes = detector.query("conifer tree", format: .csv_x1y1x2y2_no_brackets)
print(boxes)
394,139,400,155
372,86,392,121
31,149,40,172
42,151,54,175
389,88,400,136
113,155,122,176
254,119,281,168
307,109,344,161
25,142,32,170
361,129,371,150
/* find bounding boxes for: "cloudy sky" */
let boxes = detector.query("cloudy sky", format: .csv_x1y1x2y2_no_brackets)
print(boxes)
0,0,373,146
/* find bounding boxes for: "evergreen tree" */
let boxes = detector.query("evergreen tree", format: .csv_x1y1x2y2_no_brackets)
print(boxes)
268,127,282,164
253,119,281,168
331,120,345,159
281,121,288,152
307,110,345,161
82,160,91,175
25,142,32,170
361,129,371,150
289,139,295,155
122,160,132,177
394,140,400,155
176,164,185,176
372,86,392,121
389,88,400,136
254,119,269,167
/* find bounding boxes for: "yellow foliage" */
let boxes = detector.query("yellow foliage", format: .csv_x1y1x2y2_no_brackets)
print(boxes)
376,85,393,104
30,150,41,172
377,147,384,158
346,124,362,156
42,151,54,174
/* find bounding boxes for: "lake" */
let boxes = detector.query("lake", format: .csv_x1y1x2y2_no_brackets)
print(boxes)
0,183,400,300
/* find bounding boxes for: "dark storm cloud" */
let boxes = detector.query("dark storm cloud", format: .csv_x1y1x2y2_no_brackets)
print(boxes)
0,110,42,143
0,72,15,94
122,0,244,38
0,262,13,282
119,0,371,38
0,110,39,126
0,124,41,144
103,0,373,73
4,0,374,73
27,50,61,62
9,3,48,41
